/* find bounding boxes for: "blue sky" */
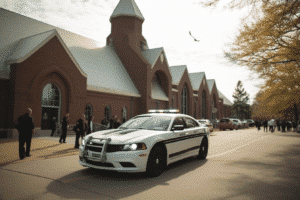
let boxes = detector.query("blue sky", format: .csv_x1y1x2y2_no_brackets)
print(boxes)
1,0,263,104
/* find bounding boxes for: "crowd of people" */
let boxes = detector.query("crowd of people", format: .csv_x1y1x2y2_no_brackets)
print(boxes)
15,108,123,159
16,107,299,160
254,119,299,133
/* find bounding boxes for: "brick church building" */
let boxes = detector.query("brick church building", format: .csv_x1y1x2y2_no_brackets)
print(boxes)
0,0,232,135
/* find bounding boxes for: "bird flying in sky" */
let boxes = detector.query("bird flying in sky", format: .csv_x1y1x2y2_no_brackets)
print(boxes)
189,31,200,42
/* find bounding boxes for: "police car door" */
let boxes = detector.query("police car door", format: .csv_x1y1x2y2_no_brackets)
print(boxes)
183,117,202,155
166,117,192,163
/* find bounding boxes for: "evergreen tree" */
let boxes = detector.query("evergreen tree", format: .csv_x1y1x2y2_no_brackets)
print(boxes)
232,80,250,119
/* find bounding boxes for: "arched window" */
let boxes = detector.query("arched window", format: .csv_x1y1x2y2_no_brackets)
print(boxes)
41,83,61,129
85,104,93,120
181,84,189,114
105,106,111,120
122,107,127,123
202,90,206,119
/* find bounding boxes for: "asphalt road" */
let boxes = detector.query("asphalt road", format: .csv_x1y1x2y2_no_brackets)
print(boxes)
1,128,300,199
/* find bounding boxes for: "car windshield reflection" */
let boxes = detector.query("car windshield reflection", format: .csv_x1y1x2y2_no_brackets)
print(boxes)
119,116,172,131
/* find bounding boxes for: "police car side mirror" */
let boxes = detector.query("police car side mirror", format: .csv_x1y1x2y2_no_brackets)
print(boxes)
172,125,185,131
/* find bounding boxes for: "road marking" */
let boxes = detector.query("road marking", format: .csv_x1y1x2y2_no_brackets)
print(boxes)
207,135,271,159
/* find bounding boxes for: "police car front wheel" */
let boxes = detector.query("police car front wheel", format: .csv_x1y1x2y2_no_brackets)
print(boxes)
146,145,166,177
197,138,208,160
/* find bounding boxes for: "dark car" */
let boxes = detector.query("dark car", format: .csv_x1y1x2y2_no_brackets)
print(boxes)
219,118,236,131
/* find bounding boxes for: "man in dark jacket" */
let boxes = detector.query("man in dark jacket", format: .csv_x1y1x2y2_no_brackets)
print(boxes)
59,114,69,143
16,108,35,159
263,120,268,132
74,114,85,148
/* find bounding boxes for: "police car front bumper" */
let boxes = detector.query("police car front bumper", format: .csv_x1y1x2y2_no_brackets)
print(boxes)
79,145,149,173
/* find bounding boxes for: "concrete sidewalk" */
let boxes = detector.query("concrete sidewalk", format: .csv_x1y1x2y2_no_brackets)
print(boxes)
0,130,79,166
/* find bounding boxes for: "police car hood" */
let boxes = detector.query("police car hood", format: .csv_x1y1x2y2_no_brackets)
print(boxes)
88,128,162,144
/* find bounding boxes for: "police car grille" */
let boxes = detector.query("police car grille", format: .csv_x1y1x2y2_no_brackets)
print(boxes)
86,145,102,152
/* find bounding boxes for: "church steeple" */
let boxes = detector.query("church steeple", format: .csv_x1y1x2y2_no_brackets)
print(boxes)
107,0,147,50
110,0,145,22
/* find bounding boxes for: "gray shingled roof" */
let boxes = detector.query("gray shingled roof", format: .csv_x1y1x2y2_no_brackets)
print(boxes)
7,30,55,63
207,79,216,94
169,65,187,85
110,0,144,22
189,72,205,90
151,76,169,101
141,47,163,67
69,46,141,97
6,29,87,77
218,90,233,106
0,8,140,98
0,8,100,79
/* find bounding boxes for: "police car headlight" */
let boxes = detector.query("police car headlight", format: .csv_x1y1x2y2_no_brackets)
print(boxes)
82,136,92,146
122,143,147,151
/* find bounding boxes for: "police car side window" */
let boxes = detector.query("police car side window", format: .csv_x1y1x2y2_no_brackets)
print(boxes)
184,117,198,128
172,117,185,129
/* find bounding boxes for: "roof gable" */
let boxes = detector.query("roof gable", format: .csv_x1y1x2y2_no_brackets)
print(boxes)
169,65,187,85
189,72,205,91
218,90,233,106
0,8,100,79
6,29,87,77
110,0,144,22
7,30,55,63
141,47,163,68
207,79,216,94
69,46,141,97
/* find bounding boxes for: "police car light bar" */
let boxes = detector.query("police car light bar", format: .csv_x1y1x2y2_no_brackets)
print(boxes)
148,109,180,113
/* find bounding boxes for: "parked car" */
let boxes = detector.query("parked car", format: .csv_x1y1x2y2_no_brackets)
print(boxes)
79,109,210,177
241,120,249,128
197,121,211,133
219,118,236,131
197,119,213,132
232,119,242,129
246,119,255,127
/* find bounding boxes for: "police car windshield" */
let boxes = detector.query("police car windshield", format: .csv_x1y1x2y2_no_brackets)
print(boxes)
119,116,172,131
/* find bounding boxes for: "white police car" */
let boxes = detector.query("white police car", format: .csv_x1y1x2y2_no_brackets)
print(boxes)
79,109,209,177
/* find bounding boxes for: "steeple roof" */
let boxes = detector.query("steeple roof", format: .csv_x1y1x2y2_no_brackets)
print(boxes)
110,0,145,22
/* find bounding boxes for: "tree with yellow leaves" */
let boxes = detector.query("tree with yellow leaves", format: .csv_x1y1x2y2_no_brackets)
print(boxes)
202,0,300,121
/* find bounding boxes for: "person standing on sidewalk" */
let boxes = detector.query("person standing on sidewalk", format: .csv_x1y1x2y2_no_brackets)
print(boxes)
87,116,94,135
16,108,35,160
263,120,268,132
59,114,69,143
74,114,85,148
255,120,261,131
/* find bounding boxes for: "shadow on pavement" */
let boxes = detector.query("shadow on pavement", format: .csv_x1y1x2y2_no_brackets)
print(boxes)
36,147,78,159
46,157,208,199
214,142,300,200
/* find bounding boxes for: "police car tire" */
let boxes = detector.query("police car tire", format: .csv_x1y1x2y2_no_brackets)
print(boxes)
146,145,166,177
197,138,208,160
